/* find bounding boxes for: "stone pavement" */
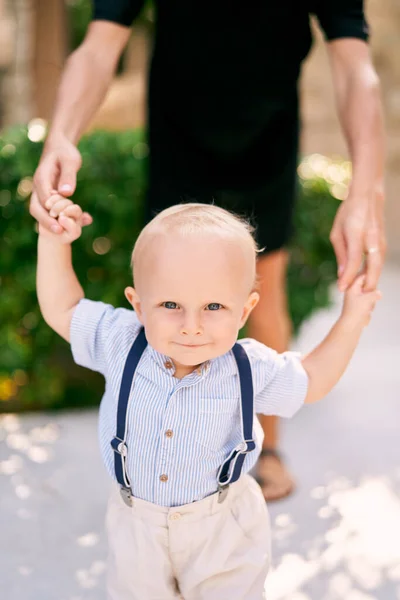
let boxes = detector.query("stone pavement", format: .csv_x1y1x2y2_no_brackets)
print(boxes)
1,264,399,600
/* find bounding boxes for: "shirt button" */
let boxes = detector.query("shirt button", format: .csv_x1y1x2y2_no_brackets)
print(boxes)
165,429,173,438
164,361,173,369
169,512,181,521
160,474,168,482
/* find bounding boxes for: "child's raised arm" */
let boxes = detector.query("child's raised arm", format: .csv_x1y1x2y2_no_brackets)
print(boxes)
37,195,86,341
302,275,381,404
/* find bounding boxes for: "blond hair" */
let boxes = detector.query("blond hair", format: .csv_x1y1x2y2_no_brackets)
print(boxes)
131,203,259,286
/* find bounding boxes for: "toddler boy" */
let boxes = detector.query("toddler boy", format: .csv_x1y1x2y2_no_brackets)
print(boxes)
37,197,380,600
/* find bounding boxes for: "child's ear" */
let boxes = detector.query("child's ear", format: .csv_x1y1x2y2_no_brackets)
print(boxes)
124,287,143,322
239,292,259,328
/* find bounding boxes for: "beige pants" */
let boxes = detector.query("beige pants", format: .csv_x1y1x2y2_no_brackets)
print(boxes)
106,474,271,600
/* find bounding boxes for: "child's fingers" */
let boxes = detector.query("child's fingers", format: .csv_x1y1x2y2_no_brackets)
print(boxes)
363,290,382,319
369,289,382,301
350,274,366,293
44,193,65,211
82,212,93,226
49,198,73,218
370,289,382,305
363,288,382,304
58,214,81,240
62,204,83,221
58,214,75,232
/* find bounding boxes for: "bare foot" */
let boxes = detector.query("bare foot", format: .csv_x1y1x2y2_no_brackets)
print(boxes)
255,448,295,501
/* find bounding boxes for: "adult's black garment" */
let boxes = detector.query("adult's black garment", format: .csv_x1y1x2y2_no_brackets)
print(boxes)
93,1,369,252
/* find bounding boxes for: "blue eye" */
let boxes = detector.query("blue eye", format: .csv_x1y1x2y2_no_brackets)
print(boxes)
163,301,178,310
206,303,222,311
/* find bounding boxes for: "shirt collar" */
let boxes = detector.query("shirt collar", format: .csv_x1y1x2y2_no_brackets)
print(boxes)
147,346,211,379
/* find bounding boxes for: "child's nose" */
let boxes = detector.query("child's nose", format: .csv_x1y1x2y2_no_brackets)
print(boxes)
180,314,203,336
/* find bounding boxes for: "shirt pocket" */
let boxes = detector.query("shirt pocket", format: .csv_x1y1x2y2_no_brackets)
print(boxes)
195,396,240,453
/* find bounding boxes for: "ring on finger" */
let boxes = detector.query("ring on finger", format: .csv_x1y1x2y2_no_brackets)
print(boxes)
366,247,379,254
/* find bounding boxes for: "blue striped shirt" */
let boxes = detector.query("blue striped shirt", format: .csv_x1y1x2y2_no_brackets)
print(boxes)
70,299,308,507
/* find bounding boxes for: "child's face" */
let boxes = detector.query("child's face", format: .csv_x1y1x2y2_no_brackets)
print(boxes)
125,233,259,375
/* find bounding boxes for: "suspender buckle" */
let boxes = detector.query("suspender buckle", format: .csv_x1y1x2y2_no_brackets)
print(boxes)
111,437,128,457
217,484,230,504
120,486,133,507
241,439,256,453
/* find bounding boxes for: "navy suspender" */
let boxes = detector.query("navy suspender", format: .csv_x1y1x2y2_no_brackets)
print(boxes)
111,329,255,505
110,328,147,501
217,343,256,495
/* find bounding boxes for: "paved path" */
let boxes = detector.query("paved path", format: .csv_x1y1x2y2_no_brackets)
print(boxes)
1,264,400,600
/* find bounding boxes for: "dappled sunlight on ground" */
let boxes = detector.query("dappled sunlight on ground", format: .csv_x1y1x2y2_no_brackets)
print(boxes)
0,411,109,599
75,560,107,590
1,413,58,470
266,475,400,599
2,410,399,599
1,413,59,503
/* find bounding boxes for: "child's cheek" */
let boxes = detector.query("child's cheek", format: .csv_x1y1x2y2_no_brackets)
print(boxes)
157,311,178,334
204,311,234,334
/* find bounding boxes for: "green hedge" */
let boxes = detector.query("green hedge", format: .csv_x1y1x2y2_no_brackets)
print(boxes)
0,124,347,412
67,0,154,58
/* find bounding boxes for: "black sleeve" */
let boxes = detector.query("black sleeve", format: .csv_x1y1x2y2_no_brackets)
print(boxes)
92,0,146,27
312,0,369,42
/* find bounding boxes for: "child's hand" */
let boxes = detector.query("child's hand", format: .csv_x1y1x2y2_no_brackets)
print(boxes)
342,274,382,327
40,193,87,244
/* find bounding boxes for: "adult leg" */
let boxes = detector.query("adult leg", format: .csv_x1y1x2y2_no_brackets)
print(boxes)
247,249,295,501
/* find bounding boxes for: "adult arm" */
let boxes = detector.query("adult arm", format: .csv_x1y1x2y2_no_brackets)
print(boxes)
327,39,385,292
31,3,143,232
314,1,386,292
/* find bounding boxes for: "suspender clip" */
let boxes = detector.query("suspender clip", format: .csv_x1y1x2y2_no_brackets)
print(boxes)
111,436,128,457
120,486,133,507
217,484,230,504
241,439,256,453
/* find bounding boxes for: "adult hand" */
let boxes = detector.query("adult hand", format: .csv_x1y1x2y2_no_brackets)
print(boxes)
330,186,386,293
30,136,92,233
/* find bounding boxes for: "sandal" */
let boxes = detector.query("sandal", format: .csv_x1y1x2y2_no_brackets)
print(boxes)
255,447,295,502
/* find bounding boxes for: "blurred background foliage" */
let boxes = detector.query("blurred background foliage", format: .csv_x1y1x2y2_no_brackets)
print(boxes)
66,0,92,52
0,121,348,412
67,0,153,71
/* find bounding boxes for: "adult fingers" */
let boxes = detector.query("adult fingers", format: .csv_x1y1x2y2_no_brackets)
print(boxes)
339,230,363,292
58,155,81,197
33,155,59,207
363,247,384,292
330,223,347,280
364,224,386,292
29,190,63,234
